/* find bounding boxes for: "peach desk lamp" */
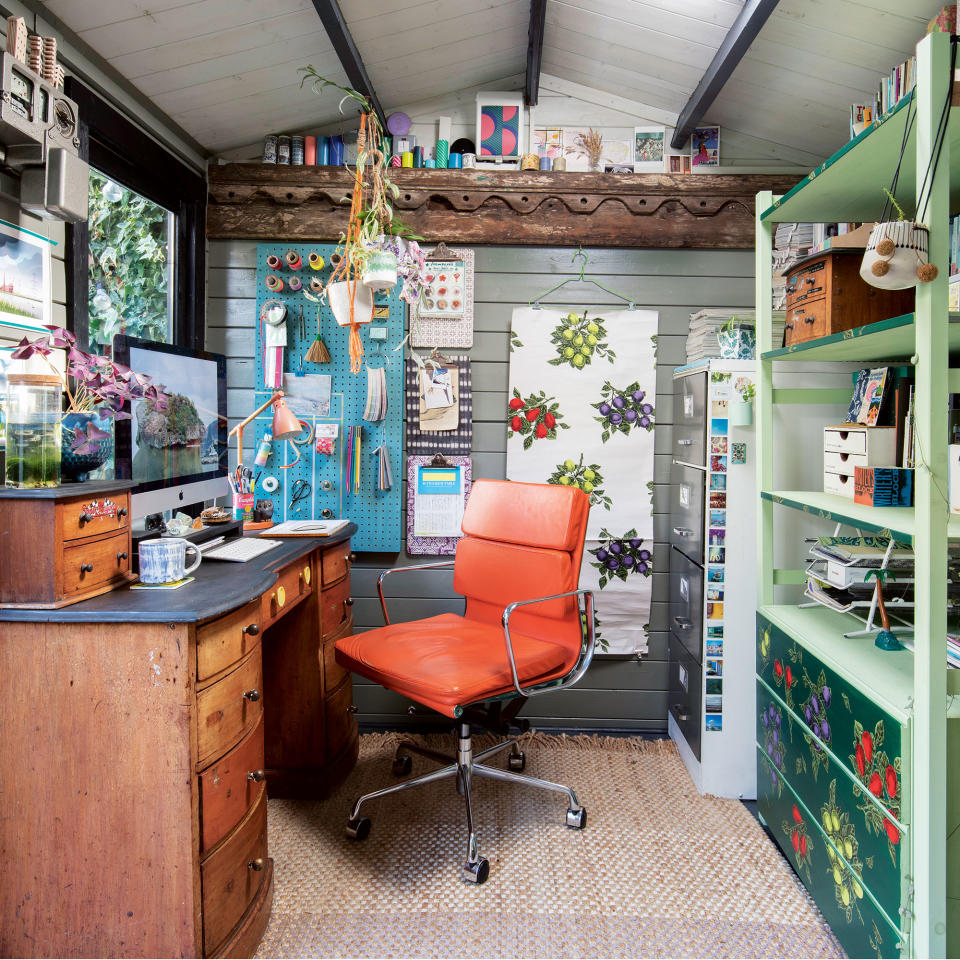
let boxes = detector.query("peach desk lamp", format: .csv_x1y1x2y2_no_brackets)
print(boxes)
228,391,301,469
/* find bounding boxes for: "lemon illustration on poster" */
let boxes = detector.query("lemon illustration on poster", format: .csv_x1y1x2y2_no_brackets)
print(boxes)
506,305,658,656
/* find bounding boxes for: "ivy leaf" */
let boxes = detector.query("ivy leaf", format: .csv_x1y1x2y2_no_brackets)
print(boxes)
523,435,534,450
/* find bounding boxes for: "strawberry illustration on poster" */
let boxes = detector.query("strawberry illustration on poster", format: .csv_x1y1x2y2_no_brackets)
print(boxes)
507,305,658,655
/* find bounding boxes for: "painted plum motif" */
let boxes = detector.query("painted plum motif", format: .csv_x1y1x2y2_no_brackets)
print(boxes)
591,380,654,442
761,699,787,796
548,311,615,369
849,718,902,865
796,668,833,782
548,454,612,510
588,527,652,589
507,388,570,449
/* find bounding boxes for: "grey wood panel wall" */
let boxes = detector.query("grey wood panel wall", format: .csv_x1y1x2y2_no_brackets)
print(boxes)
207,243,755,731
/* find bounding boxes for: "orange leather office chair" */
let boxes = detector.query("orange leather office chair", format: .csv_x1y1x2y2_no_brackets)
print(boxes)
335,478,596,884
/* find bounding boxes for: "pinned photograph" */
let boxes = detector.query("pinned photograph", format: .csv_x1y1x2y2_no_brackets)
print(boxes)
710,474,726,491
706,639,723,657
711,418,728,437
708,546,725,564
709,527,725,545
705,714,722,730
692,125,720,167
708,566,725,583
633,126,665,172
706,658,723,676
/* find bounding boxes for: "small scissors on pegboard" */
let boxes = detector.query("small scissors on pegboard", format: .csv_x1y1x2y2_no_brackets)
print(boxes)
289,478,311,516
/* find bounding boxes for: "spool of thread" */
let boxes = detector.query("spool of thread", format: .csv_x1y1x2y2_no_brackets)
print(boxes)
413,146,424,168
277,135,291,165
285,250,303,270
308,252,325,270
265,275,283,292
318,136,330,165
263,134,278,164
435,139,449,168
290,136,305,165
390,155,401,167
266,255,283,271
407,134,417,149
304,135,317,165
448,153,462,169
520,153,539,170
309,277,324,293
425,158,436,168
462,153,476,168
553,156,567,171
539,156,552,171
330,135,344,166
401,152,413,168
288,276,302,292
330,253,342,268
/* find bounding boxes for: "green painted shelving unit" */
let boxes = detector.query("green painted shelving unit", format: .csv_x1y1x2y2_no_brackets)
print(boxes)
754,32,957,958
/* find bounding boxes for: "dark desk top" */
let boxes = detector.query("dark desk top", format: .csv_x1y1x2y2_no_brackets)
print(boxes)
0,524,356,624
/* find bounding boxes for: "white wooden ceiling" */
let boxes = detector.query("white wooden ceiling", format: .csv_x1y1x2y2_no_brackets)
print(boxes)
38,0,950,161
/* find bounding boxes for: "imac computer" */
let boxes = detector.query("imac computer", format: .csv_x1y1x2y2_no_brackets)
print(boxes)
112,335,229,524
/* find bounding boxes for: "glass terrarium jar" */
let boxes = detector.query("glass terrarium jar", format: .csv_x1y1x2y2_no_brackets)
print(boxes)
4,374,62,488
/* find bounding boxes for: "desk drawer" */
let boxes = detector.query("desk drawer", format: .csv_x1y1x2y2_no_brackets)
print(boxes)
824,470,855,499
197,648,263,766
824,451,868,477
63,530,131,596
201,787,269,956
200,715,265,855
197,600,262,683
785,298,826,345
322,541,352,587
321,575,353,639
324,676,356,759
322,616,354,694
60,492,130,542
261,559,311,626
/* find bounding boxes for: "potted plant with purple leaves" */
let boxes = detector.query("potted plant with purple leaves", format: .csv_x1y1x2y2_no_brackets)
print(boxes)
10,326,169,483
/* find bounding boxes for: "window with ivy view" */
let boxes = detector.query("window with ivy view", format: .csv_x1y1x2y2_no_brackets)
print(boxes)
87,169,174,347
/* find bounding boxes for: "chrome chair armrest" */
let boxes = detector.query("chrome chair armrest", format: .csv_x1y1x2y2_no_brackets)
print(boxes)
377,561,456,625
500,589,596,698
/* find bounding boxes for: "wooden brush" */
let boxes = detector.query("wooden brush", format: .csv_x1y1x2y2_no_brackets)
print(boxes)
305,305,331,363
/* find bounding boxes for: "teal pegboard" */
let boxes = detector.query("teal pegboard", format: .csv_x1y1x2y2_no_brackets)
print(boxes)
252,243,403,552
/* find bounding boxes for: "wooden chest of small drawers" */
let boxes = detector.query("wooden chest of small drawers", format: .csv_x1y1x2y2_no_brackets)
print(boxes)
0,479,135,607
783,250,913,347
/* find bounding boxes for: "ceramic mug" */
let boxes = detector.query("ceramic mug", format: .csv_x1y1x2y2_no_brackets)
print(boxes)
138,537,202,584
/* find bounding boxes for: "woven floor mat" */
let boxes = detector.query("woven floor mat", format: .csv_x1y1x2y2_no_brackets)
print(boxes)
256,732,844,958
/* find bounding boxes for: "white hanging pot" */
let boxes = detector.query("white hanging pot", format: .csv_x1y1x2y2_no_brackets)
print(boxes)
860,220,936,290
362,250,398,290
327,280,374,327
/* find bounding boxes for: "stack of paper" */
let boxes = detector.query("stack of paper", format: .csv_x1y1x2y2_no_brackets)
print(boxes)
684,310,785,362
773,223,816,309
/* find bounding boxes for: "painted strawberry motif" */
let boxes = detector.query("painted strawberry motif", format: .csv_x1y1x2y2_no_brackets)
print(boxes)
509,397,524,410
884,817,900,845
774,659,783,678
862,731,873,765
791,829,800,852
799,833,808,856
785,665,793,688
868,772,883,797
535,423,547,438
544,412,555,429
511,416,522,432
792,805,802,824
507,389,569,449
525,408,539,421
855,743,865,776
885,764,897,799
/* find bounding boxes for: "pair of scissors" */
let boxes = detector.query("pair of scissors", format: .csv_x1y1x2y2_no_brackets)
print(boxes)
289,478,311,516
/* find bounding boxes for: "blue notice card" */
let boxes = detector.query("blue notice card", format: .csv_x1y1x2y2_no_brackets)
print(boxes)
414,465,464,536
417,465,462,495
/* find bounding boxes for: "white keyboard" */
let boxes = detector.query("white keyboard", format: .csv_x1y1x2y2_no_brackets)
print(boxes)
201,537,282,563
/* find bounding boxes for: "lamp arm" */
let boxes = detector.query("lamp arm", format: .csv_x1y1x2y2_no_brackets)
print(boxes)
376,561,456,625
500,589,596,698
228,392,282,438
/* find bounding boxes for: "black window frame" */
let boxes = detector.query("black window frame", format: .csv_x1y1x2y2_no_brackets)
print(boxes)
65,78,205,352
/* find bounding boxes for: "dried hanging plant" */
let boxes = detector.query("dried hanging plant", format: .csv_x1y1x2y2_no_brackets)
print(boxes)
574,128,604,169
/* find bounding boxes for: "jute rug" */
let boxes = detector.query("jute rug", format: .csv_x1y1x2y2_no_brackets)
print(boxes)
257,733,844,958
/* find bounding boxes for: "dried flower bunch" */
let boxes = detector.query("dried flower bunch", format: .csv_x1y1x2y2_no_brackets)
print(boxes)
573,128,604,169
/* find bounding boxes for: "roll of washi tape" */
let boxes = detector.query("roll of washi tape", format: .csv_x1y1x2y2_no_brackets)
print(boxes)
266,254,283,271
309,277,324,293
401,152,413,168
277,135,291,165
285,250,303,270
553,156,567,171
424,158,436,168
265,275,283,292
390,155,401,167
413,146,424,168
520,153,539,170
330,135,344,166
330,253,342,268
449,153,462,168
435,139,449,168
304,135,317,165
288,276,302,292
263,134,278,164
308,252,325,270
462,153,476,168
262,475,279,494
539,156,552,171
318,136,330,165
291,136,305,165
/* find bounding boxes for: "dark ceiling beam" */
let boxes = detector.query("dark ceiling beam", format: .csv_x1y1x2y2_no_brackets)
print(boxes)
670,0,780,149
309,0,387,128
524,0,548,106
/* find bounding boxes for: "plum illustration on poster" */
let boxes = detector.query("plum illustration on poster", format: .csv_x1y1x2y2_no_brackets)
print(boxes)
507,305,658,655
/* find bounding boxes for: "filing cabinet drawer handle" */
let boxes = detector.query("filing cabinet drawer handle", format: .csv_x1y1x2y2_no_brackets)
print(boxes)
242,623,260,637
117,551,128,562
247,769,266,782
80,563,94,574
673,616,692,629
672,527,692,537
248,858,266,871
677,439,694,446
672,704,691,722
242,689,261,702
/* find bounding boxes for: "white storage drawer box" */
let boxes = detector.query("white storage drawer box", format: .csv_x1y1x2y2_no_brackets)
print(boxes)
823,426,897,499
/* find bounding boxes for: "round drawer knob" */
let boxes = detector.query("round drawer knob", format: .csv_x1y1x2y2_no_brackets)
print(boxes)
347,704,358,714
78,512,93,526
276,585,286,608
243,689,261,702
118,507,128,518
303,565,311,585
344,597,354,607
117,551,128,562
407,706,417,716
243,623,260,637
347,552,356,565
248,858,266,872
80,563,93,573
247,769,266,782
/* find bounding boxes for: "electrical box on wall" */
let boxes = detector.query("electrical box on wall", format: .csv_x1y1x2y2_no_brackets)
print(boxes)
0,51,87,222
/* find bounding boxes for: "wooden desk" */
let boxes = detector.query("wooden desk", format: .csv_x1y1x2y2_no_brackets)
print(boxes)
0,527,359,958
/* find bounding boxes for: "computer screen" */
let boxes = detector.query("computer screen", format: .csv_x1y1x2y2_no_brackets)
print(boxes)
112,335,228,519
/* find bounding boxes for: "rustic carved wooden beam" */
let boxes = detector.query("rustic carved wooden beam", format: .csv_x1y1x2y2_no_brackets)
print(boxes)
207,164,800,249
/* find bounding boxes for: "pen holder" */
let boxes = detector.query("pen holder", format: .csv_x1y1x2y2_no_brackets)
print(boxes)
232,492,255,522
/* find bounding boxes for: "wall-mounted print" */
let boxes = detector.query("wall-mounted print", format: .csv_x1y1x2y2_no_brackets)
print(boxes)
476,92,524,160
668,154,692,174
710,473,726,491
705,714,722,731
711,417,728,437
0,219,52,336
534,127,563,159
409,246,475,348
692,125,720,167
706,658,723,676
633,126,665,173
708,566,724,583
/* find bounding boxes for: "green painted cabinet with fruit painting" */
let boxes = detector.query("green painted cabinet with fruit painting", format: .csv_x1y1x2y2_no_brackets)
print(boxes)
756,613,910,958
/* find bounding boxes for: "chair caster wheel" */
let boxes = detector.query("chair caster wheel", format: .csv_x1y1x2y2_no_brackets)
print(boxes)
346,816,371,840
462,858,490,884
566,807,587,830
507,751,526,772
392,755,413,776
